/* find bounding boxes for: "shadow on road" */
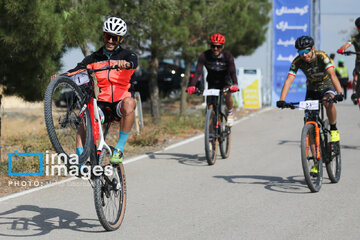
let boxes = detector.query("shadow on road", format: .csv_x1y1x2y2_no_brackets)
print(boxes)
278,140,300,146
213,175,313,194
144,152,208,166
0,205,104,237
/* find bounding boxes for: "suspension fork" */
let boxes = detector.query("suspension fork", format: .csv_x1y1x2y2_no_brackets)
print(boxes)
305,121,321,159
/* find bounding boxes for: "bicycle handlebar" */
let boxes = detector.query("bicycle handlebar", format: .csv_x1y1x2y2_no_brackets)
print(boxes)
281,97,337,109
343,51,360,56
187,87,238,95
87,63,130,74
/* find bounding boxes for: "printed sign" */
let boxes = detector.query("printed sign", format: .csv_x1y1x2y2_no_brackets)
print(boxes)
273,0,311,104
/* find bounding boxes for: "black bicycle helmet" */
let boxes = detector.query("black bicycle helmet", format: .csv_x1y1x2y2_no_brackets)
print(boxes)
295,36,314,50
355,17,360,27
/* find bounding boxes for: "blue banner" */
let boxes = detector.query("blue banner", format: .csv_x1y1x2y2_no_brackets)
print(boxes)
273,0,311,104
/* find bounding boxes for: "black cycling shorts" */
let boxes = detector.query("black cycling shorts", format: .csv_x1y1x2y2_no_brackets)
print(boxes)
305,87,336,100
97,101,122,123
208,79,232,89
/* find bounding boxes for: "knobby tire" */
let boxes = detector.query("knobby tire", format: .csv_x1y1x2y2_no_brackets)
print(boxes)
204,108,218,165
324,120,342,183
300,124,323,192
44,76,92,165
93,148,127,231
219,114,231,159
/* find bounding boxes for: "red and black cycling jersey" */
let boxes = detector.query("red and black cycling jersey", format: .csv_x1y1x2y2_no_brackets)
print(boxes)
66,46,138,103
349,33,360,61
189,49,238,87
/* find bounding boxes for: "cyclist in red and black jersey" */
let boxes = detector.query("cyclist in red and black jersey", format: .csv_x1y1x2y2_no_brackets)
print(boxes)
52,17,138,163
337,17,360,103
187,33,239,126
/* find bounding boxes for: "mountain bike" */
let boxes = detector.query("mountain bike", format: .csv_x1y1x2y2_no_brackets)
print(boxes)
203,88,233,165
343,51,360,106
44,66,127,231
282,98,341,192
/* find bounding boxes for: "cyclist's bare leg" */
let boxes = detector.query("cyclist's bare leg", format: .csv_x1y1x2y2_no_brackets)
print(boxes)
225,92,233,111
324,93,337,125
309,133,316,159
111,97,136,161
119,97,136,133
76,122,86,148
354,71,359,96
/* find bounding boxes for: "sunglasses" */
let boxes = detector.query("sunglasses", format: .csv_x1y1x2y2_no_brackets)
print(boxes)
104,33,120,42
298,48,312,55
211,44,223,49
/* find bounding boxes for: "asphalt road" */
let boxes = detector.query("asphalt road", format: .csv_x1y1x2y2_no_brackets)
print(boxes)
0,99,359,240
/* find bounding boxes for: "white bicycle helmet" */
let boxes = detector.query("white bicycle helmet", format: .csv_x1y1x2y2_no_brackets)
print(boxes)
103,17,127,36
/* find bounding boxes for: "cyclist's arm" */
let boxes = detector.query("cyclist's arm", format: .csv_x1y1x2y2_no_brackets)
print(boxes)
123,52,138,69
189,53,205,86
339,41,352,51
279,74,296,101
327,67,343,94
50,56,91,80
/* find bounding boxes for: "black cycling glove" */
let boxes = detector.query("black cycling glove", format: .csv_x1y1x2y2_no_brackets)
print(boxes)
334,94,344,102
276,100,286,108
351,93,357,101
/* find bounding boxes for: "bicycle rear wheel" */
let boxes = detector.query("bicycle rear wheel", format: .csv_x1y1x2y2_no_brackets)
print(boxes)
219,114,231,159
204,108,218,165
324,121,342,183
93,148,127,231
44,76,92,165
300,124,323,192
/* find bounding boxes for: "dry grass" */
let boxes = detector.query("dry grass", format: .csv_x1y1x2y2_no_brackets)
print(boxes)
0,95,257,197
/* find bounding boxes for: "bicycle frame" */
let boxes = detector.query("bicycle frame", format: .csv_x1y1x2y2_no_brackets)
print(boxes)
205,88,228,138
77,66,121,157
295,99,332,163
91,98,113,154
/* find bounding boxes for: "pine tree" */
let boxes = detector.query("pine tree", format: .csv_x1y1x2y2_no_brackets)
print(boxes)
0,0,64,101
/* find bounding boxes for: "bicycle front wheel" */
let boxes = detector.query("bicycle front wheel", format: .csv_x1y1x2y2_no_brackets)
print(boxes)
300,124,323,192
44,76,92,165
219,114,231,159
93,148,127,231
324,120,342,183
204,108,218,165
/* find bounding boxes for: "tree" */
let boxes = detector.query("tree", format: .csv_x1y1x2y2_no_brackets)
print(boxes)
206,0,271,56
0,0,64,101
61,0,109,56
175,0,271,115
0,0,110,101
173,0,209,115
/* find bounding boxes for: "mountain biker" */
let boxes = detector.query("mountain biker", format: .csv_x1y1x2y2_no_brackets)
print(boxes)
52,17,138,163
187,33,239,127
277,36,344,173
337,17,360,104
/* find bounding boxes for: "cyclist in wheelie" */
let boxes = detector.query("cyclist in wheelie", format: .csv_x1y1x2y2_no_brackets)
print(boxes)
187,33,239,127
276,36,344,175
52,17,138,163
337,17,360,104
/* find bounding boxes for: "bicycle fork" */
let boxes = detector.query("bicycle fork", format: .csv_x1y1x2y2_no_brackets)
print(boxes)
305,121,321,160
